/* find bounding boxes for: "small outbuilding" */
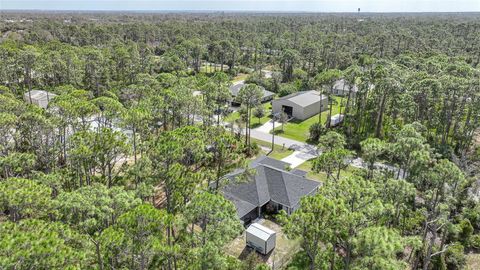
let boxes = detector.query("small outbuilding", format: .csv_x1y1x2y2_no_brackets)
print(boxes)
272,90,328,121
229,82,275,105
330,114,344,127
331,79,358,97
246,223,276,255
23,90,57,109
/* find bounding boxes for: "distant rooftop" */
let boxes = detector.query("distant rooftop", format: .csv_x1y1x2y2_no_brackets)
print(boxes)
277,90,327,107
229,82,274,100
333,79,358,92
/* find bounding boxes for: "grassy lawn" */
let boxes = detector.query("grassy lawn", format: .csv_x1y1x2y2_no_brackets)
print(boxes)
296,159,364,182
224,102,273,128
232,73,249,82
267,147,294,160
273,96,344,142
199,64,229,73
250,137,294,160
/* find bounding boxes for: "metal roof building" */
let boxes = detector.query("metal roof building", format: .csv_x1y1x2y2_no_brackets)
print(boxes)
272,90,328,120
246,222,276,255
23,90,57,109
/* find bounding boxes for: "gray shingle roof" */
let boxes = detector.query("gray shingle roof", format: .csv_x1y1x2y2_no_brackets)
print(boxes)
229,82,275,100
250,156,289,170
276,90,327,107
222,156,320,218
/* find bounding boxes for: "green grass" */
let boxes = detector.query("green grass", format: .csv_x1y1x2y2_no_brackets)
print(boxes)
296,159,364,182
273,96,344,142
199,64,229,73
268,147,294,160
232,73,249,83
224,102,272,128
249,137,294,160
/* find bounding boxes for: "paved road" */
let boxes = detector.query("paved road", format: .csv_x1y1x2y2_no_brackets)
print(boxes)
255,120,282,133
230,70,404,173
250,118,318,168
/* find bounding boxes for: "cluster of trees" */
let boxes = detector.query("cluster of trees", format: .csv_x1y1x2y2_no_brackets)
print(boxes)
284,127,479,270
0,56,263,269
0,11,479,270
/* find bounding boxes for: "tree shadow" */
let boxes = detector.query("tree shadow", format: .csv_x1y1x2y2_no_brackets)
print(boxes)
250,122,262,129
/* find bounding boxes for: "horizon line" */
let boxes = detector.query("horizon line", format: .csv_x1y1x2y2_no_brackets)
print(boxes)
2,9,480,13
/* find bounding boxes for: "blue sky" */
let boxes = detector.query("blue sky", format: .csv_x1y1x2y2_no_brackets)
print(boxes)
1,0,479,12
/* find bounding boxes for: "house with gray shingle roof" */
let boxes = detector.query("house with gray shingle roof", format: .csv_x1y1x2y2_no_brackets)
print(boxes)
222,156,320,225
272,90,328,121
229,82,275,105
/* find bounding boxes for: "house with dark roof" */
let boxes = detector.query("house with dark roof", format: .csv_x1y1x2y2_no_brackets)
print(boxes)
272,90,328,120
331,79,358,97
229,82,275,105
222,156,321,225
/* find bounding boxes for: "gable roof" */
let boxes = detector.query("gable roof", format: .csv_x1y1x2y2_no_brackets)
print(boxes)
276,90,327,107
223,156,320,218
250,156,289,170
25,90,57,101
229,82,275,100
333,79,358,92
246,223,275,240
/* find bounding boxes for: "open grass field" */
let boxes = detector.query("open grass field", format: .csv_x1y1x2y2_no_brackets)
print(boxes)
273,96,344,142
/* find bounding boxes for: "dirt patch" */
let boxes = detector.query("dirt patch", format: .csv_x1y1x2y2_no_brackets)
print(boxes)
466,252,480,270
225,218,301,269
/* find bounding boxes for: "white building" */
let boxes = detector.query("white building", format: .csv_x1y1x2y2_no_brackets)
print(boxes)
331,79,358,97
246,222,276,255
23,90,57,109
330,114,344,127
272,90,328,120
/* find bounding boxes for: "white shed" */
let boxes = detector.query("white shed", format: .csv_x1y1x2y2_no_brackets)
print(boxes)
330,114,344,127
246,223,276,255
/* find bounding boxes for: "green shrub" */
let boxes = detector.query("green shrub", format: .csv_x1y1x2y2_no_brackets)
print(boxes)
444,243,466,270
457,219,474,245
470,234,480,250
309,122,326,143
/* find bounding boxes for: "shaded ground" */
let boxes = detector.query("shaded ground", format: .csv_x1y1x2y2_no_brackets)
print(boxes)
225,219,301,269
467,253,480,270
224,102,272,128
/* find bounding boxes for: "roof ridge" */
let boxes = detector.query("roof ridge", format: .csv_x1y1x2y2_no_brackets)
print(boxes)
255,166,269,205
278,168,291,206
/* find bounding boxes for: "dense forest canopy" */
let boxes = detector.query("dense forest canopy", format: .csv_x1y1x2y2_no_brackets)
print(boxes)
0,11,479,270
